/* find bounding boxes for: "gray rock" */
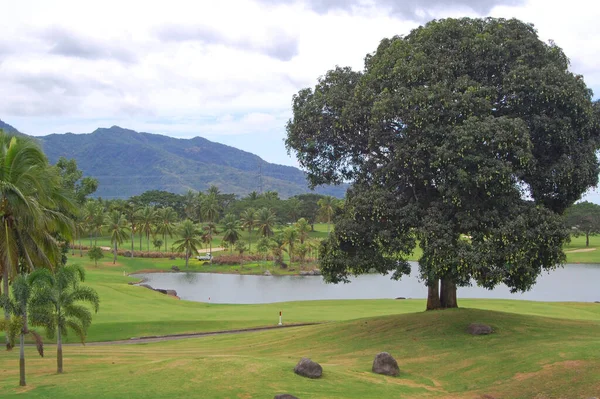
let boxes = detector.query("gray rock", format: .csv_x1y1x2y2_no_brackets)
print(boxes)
171,265,180,272
294,358,322,379
264,270,272,276
165,290,178,296
299,271,310,276
274,395,299,399
467,323,493,335
372,352,400,376
312,269,321,275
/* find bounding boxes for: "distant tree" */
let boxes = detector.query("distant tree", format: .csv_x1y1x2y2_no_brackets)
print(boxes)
295,218,311,244
286,17,600,310
123,202,139,257
317,196,337,233
202,194,221,223
55,157,98,205
221,214,241,253
263,191,279,201
139,206,157,253
29,265,100,374
105,210,129,264
287,198,302,222
153,238,163,251
270,235,287,268
130,190,184,215
257,207,276,238
296,243,309,265
173,220,202,268
246,191,260,201
235,241,247,256
88,246,104,267
292,194,325,231
203,222,219,264
282,226,299,263
564,202,600,247
156,207,178,252
240,208,257,251
256,237,271,268
183,190,198,221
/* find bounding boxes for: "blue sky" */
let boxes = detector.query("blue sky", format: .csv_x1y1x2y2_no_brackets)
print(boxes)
1,0,599,200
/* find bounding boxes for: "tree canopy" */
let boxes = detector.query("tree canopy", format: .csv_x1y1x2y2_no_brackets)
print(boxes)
564,201,600,247
285,17,600,310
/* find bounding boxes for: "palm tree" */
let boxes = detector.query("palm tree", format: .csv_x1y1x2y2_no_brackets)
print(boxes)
173,220,202,268
246,191,259,201
203,222,219,264
295,218,310,244
0,274,44,386
73,213,86,257
123,202,139,257
29,264,99,374
288,198,302,222
282,226,299,264
138,206,157,253
239,208,257,251
183,190,198,221
156,207,177,253
221,214,241,253
318,196,336,233
201,194,220,223
105,211,130,264
0,132,75,349
257,207,276,238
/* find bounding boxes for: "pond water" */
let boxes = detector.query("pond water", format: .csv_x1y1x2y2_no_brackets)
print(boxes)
133,263,600,304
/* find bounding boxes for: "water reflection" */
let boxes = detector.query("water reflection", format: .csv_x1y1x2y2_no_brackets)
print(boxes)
133,263,600,304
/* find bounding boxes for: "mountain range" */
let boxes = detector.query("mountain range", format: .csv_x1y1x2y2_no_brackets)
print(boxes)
0,120,346,199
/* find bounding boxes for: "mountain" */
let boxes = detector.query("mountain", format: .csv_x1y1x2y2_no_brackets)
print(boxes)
2,123,346,199
0,119,21,135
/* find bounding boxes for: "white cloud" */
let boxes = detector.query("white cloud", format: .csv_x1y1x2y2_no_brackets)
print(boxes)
0,0,599,175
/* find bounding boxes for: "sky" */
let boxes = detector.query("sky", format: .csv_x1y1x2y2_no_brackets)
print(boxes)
1,0,600,199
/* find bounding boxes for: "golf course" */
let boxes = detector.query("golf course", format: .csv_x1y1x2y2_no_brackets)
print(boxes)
1,239,599,398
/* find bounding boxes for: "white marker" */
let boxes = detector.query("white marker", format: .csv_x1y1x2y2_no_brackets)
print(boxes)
278,311,282,326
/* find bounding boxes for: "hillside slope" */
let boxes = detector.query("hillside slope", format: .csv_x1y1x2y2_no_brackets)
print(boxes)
2,122,346,198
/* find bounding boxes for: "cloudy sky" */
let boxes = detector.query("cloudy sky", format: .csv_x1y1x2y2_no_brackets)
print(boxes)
1,0,600,198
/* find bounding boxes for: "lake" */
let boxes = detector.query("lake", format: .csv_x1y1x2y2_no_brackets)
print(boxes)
133,263,600,304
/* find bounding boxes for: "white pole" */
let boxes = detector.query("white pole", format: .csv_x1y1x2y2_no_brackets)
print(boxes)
278,311,282,326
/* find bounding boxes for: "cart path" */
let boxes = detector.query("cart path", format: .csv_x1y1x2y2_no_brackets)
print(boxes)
66,323,321,346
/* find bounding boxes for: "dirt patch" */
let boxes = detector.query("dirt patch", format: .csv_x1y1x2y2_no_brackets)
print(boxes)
513,360,587,381
565,247,596,253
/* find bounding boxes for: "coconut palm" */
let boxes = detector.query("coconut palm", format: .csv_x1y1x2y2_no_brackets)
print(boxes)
173,220,202,268
156,207,178,253
282,226,299,264
201,194,220,223
183,190,198,221
0,274,44,386
123,202,139,257
105,211,129,264
28,264,99,374
257,207,276,238
221,214,241,253
138,206,157,253
318,196,336,233
203,222,219,264
239,208,257,251
295,218,310,244
0,132,75,349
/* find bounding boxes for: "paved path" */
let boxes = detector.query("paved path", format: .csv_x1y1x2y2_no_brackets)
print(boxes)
67,323,320,346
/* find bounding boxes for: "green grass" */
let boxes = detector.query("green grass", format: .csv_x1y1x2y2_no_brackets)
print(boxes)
1,308,599,398
2,235,600,397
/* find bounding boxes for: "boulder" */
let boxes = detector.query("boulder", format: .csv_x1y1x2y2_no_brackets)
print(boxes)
171,265,180,272
264,270,272,276
467,323,493,335
299,271,310,276
274,395,299,399
312,269,321,275
294,358,322,379
165,289,178,296
372,352,400,376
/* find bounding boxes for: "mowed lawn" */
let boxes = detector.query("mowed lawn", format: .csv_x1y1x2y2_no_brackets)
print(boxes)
1,244,600,398
1,308,599,398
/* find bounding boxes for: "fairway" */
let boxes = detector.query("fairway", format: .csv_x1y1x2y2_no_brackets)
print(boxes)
2,256,600,398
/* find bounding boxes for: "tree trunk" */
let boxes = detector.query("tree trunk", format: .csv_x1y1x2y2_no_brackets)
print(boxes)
209,239,213,265
113,242,117,264
147,233,150,253
426,279,441,310
131,230,134,257
57,325,63,373
586,232,589,247
3,266,10,349
19,331,25,386
79,236,83,257
440,277,458,309
185,249,189,268
139,232,142,251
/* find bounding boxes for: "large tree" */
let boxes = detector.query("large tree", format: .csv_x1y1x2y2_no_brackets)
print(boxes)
105,211,129,264
564,201,600,247
285,18,600,310
174,220,202,268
